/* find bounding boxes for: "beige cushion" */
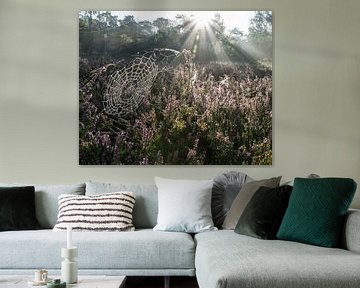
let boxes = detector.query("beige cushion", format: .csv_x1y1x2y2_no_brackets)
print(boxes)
222,177,281,230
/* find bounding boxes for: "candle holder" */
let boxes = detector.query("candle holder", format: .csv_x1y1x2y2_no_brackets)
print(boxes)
61,247,78,284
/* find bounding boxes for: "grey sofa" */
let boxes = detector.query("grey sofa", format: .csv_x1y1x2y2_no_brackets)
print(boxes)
0,182,195,280
0,181,360,288
195,211,360,288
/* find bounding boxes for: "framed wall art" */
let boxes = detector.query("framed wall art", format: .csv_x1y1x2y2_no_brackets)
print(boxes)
79,11,272,165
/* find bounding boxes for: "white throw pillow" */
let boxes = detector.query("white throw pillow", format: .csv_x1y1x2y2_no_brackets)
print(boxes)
53,192,135,231
153,177,217,233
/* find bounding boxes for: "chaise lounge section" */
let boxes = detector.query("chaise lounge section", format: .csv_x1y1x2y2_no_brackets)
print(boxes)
195,213,360,288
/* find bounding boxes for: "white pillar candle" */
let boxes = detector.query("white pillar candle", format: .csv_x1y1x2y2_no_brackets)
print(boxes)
67,225,72,249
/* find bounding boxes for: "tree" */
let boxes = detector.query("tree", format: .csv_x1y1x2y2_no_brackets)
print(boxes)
153,17,172,31
81,11,100,31
96,12,118,29
153,18,179,49
229,27,244,42
79,11,101,57
249,11,272,35
247,11,272,59
212,13,226,36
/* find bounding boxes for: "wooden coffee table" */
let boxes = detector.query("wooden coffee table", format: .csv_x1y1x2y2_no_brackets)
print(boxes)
0,275,126,288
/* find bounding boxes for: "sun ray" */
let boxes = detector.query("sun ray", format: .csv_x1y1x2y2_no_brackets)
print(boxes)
204,22,230,62
179,12,231,63
180,22,199,52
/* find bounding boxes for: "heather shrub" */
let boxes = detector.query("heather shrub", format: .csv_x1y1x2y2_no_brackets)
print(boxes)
79,60,272,165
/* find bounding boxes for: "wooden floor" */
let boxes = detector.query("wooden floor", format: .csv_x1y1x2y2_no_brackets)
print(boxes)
126,276,199,288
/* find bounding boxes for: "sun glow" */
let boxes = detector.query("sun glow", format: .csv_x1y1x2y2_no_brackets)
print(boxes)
191,12,214,28
179,12,231,62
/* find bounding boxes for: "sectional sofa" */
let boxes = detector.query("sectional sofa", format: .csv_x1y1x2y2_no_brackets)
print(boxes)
0,179,359,288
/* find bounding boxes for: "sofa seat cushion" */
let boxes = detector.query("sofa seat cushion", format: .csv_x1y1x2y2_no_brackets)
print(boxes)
0,229,195,270
195,230,360,288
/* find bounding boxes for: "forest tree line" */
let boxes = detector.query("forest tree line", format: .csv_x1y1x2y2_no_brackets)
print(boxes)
79,11,272,65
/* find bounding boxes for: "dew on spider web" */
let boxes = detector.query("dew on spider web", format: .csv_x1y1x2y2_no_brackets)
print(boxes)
103,48,192,119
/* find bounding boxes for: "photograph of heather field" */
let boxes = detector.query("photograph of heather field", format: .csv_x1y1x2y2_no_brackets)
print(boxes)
79,11,272,165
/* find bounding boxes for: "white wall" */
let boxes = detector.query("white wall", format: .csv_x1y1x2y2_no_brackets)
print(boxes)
0,0,359,208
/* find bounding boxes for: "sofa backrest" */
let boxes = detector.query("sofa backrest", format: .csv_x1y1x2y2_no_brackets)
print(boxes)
86,181,158,229
0,182,86,229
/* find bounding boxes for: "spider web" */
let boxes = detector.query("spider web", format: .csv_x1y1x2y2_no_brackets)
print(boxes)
103,48,191,118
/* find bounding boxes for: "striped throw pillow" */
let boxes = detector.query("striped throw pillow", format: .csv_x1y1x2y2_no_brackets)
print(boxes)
53,192,136,231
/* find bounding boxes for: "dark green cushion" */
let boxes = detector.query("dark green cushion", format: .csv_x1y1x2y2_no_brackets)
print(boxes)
277,178,357,247
235,185,292,239
0,186,41,231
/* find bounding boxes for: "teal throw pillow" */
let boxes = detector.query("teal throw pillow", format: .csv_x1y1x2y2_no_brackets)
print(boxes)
277,178,357,247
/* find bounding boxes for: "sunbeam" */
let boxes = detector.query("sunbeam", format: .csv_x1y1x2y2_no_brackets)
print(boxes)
180,12,231,63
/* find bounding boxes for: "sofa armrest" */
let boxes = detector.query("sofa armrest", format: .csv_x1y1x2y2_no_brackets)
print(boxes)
342,209,360,253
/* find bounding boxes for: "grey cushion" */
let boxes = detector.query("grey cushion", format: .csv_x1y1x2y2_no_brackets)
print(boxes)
154,177,216,233
85,181,158,229
222,177,281,229
195,230,360,288
283,173,320,186
0,229,195,271
342,209,360,253
0,183,85,228
212,171,250,228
